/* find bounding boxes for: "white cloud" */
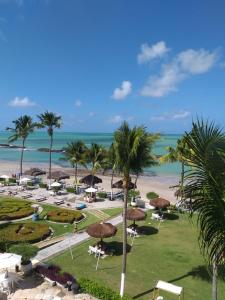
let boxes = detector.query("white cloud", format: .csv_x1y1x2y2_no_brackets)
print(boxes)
138,41,170,64
112,81,132,100
151,111,191,121
75,100,82,107
109,114,133,124
9,97,36,107
141,48,219,98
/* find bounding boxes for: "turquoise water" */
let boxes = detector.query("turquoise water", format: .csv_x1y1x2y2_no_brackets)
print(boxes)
0,131,181,176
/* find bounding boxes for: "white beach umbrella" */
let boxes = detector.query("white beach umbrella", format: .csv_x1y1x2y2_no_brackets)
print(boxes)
85,187,97,193
0,253,21,270
0,175,10,180
20,177,32,184
51,182,62,187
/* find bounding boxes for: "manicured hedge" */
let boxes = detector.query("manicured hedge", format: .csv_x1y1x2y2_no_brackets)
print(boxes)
79,278,132,300
0,199,33,221
39,183,48,189
47,209,84,224
0,222,51,243
146,192,159,200
66,187,76,193
97,192,107,199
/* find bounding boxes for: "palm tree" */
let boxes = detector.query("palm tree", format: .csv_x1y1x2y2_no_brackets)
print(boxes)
37,111,61,185
6,115,36,176
86,143,106,186
61,141,87,191
114,121,154,297
104,143,117,200
160,137,189,200
182,119,225,300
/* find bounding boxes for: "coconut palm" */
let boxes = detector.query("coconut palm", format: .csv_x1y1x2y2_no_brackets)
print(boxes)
104,143,117,200
86,143,106,186
61,140,87,191
182,119,225,300
160,137,189,200
37,111,61,184
114,121,154,297
6,115,36,176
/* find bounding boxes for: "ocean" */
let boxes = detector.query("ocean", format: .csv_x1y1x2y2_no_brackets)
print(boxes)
0,131,181,176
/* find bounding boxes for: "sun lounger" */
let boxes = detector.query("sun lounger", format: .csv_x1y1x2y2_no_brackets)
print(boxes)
35,196,47,202
54,200,64,205
0,189,5,193
126,227,138,237
151,213,163,221
21,193,32,199
88,246,104,256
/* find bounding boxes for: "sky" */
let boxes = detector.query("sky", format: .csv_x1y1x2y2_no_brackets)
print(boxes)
0,0,225,133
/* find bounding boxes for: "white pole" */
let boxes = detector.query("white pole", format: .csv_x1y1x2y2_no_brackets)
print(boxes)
70,245,74,260
120,272,125,297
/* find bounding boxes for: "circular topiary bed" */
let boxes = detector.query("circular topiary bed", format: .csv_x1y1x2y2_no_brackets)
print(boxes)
47,209,84,224
0,199,34,221
0,222,51,243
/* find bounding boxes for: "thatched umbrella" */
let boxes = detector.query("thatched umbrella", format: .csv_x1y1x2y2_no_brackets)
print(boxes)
150,197,170,209
86,222,117,241
112,179,136,190
48,171,70,181
126,208,146,225
24,168,46,176
79,174,102,186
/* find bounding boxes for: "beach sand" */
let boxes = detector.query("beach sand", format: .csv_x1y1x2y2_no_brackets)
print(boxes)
0,160,179,203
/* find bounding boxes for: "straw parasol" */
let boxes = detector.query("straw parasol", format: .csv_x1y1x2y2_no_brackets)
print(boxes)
24,168,46,176
80,174,102,186
48,171,70,181
150,197,170,209
112,179,136,190
86,222,117,241
126,208,146,225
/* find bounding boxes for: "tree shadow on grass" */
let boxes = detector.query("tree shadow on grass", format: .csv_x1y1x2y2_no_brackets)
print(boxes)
105,241,131,256
138,226,158,235
133,264,225,299
163,213,179,220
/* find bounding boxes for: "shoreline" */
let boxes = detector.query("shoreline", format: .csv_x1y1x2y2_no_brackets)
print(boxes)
0,160,179,203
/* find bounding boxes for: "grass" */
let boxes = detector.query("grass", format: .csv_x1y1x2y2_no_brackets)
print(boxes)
102,207,123,218
48,211,225,300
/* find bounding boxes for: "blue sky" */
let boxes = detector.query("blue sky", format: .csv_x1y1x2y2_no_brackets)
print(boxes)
0,0,225,133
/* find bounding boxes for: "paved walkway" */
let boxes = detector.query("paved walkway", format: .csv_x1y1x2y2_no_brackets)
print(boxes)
33,215,123,264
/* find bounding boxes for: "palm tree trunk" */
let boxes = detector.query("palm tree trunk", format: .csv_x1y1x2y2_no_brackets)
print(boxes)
212,259,217,300
49,134,53,186
120,175,129,297
134,173,138,190
180,162,184,201
111,169,114,200
75,163,78,193
20,139,25,177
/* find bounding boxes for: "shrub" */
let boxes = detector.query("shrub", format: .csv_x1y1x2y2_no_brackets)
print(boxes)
66,187,76,193
146,192,159,200
9,243,38,264
128,190,140,202
0,199,34,221
47,209,84,224
8,178,16,184
39,183,47,189
97,192,107,199
79,278,132,300
0,222,51,243
27,181,34,187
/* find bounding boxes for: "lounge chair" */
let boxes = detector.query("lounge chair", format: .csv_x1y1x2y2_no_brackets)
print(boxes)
21,193,32,199
35,196,47,202
151,212,163,221
54,200,64,205
127,227,138,237
88,245,104,256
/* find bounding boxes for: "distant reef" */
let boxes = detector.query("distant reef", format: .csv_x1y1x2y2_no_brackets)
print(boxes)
0,144,64,153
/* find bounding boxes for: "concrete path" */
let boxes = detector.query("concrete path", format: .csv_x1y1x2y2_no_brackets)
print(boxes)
33,215,123,264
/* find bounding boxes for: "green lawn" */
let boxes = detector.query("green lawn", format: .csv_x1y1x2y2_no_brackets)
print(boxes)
102,207,123,218
48,211,225,300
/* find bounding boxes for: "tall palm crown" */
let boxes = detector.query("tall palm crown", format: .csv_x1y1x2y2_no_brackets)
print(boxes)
62,141,87,189
37,111,61,183
6,115,36,175
86,143,106,176
183,120,225,300
114,121,155,296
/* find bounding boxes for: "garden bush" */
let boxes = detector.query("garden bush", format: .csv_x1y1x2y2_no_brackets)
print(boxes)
39,183,48,188
0,222,51,243
27,181,34,187
97,192,107,199
0,198,33,221
146,191,159,200
47,209,84,224
66,187,76,193
79,278,132,300
9,243,38,264
8,178,16,184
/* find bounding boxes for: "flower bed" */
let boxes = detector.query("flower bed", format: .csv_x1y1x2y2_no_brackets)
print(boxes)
47,209,84,224
0,222,51,243
0,198,33,221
